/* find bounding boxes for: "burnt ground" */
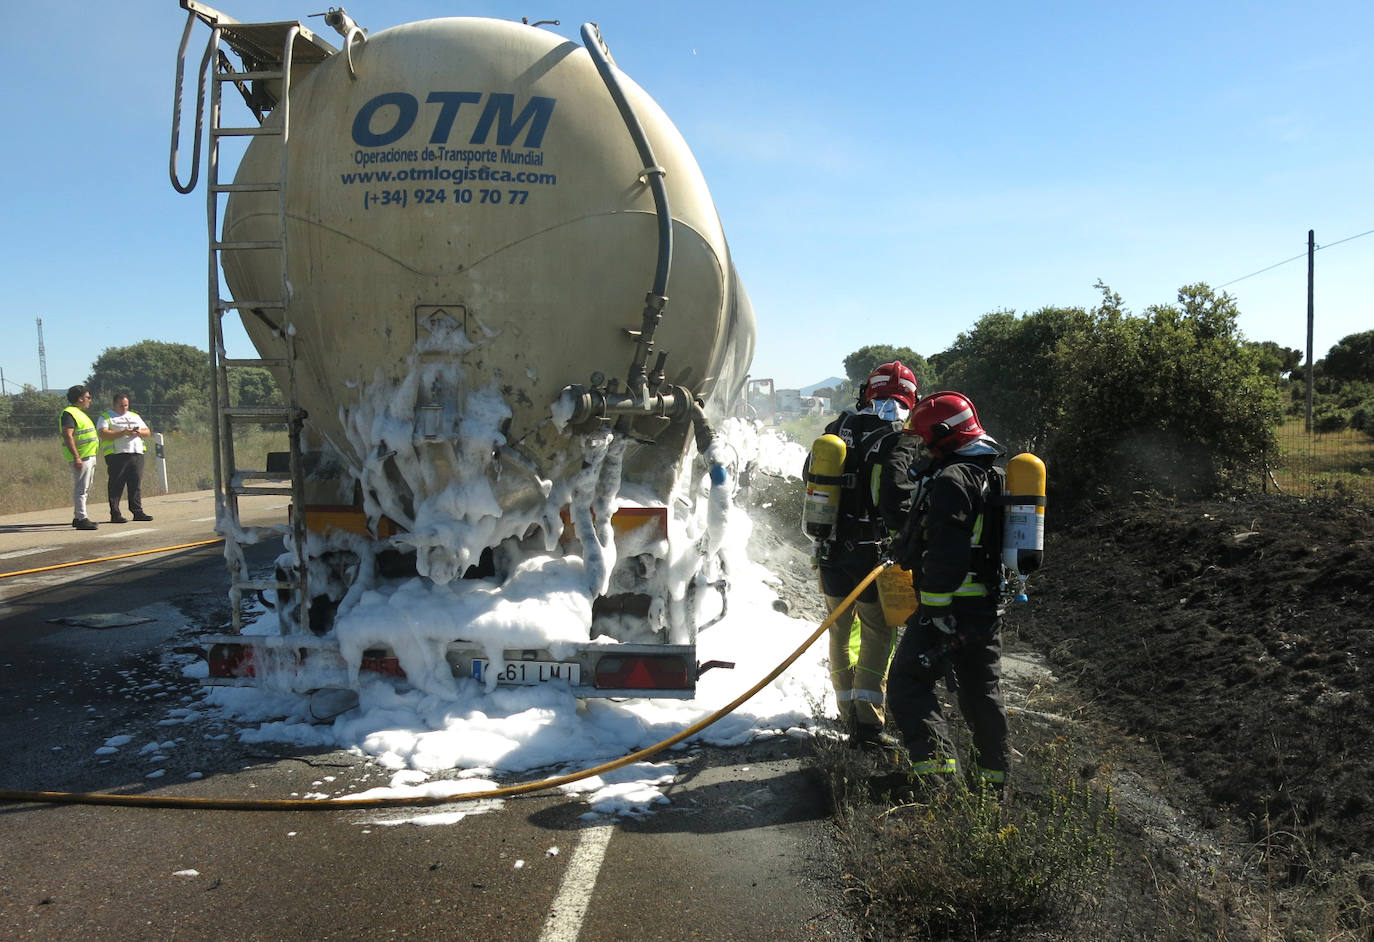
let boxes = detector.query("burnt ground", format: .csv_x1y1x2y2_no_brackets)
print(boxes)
744,470,1374,938
999,492,1374,938
1016,493,1374,868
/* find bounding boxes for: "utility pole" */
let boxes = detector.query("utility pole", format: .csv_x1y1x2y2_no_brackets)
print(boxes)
36,317,49,393
1305,230,1314,433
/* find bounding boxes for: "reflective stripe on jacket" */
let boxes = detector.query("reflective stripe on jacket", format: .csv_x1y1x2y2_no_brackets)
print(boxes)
97,410,146,457
919,512,989,605
61,407,98,461
911,455,998,614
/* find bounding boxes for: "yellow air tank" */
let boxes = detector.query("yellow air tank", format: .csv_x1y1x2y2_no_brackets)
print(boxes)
1002,452,1046,601
803,434,847,542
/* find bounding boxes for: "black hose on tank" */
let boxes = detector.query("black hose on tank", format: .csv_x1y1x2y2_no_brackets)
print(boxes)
688,398,716,457
580,23,673,401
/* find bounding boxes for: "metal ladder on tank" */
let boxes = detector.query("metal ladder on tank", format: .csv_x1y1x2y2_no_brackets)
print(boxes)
194,17,334,633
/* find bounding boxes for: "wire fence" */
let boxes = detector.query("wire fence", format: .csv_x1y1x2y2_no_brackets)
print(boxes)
3,400,282,440
8,401,1373,504
4,401,189,439
1265,423,1374,504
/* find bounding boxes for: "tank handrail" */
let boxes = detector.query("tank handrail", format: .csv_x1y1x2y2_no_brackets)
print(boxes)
343,26,366,79
170,11,215,194
580,23,673,401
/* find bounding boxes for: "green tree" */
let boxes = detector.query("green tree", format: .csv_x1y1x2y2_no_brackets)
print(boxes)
166,367,283,433
173,391,211,434
1051,283,1280,499
842,345,937,399
1321,330,1374,384
932,304,1094,454
1246,340,1304,379
6,385,68,440
843,283,1289,502
88,340,210,429
232,367,284,408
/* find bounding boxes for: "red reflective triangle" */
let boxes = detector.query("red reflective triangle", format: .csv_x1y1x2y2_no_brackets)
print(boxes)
625,659,655,688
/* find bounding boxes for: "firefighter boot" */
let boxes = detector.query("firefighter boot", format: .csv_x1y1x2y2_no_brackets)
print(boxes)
848,721,902,762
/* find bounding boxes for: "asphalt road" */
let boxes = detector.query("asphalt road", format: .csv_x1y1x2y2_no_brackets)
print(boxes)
0,493,854,940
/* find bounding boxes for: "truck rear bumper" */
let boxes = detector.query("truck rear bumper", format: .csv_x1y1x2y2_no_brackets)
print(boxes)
200,633,702,699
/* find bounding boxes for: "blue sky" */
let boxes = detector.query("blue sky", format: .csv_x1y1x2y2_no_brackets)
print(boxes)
1,1,1369,395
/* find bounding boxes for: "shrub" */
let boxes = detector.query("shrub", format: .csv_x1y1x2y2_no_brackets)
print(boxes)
817,735,1117,939
1348,400,1374,436
1315,411,1350,435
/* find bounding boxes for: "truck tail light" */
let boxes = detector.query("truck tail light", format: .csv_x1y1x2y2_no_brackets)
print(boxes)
594,654,690,690
208,642,255,679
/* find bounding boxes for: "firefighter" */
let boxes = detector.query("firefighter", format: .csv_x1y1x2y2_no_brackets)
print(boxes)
886,390,1010,793
807,361,921,749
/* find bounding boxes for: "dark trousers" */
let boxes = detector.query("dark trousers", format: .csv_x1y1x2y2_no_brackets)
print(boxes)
106,453,145,516
887,613,1009,777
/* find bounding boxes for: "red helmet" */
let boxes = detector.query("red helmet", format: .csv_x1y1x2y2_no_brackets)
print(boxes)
904,391,985,454
864,361,918,410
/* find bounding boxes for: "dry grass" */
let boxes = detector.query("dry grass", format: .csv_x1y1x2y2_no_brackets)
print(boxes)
1269,418,1374,503
812,704,1374,941
0,429,288,516
815,732,1119,940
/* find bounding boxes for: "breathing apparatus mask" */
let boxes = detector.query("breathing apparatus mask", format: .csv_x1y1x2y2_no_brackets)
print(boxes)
860,397,910,423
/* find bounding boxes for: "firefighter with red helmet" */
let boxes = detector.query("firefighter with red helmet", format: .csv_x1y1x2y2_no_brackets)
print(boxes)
805,361,921,750
885,390,1010,793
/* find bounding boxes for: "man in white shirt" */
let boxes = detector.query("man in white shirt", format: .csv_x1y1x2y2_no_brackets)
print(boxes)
96,392,154,523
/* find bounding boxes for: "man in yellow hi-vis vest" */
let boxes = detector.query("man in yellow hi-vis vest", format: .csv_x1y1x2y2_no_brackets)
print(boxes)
60,385,100,530
97,391,154,523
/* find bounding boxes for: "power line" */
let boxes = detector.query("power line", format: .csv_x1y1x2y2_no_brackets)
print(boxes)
1216,227,1374,289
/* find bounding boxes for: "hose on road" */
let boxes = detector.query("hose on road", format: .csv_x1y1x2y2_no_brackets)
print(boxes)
0,539,223,579
0,562,892,812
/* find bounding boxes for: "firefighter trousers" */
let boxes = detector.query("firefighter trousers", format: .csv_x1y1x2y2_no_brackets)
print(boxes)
887,614,1009,784
823,592,895,730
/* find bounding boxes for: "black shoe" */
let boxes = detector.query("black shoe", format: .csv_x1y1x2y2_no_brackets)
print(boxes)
868,770,921,803
869,768,954,804
73,518,98,530
110,514,128,524
131,512,154,522
848,723,901,755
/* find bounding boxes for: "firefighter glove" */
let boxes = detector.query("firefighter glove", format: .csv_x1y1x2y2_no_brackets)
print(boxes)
921,612,958,635
889,519,922,569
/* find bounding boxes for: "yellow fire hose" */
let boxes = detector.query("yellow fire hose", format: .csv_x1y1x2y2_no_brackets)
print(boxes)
0,539,224,579
0,562,891,812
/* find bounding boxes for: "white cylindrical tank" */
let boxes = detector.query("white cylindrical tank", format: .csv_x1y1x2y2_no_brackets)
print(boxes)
222,18,754,545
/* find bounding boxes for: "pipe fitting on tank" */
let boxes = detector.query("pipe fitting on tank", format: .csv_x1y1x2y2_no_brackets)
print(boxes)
558,382,695,428
316,8,368,78
321,8,365,38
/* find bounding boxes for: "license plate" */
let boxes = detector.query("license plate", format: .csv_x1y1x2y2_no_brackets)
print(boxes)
471,658,580,686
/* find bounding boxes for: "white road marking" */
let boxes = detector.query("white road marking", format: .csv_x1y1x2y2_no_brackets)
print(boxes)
538,824,614,942
99,528,158,538
0,546,60,560
191,516,217,522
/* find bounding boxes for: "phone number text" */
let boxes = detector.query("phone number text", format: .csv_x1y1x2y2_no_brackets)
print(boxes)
361,188,532,210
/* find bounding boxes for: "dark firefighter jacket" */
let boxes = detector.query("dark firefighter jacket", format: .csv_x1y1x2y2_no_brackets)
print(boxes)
807,411,920,555
888,450,1002,619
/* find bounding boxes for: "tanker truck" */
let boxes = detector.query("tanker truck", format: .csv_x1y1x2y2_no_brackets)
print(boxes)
169,2,755,703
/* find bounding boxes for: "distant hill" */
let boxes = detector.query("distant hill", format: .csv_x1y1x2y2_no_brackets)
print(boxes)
800,376,845,395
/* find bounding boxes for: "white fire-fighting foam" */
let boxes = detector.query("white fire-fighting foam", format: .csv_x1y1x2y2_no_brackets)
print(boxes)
197,376,818,817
